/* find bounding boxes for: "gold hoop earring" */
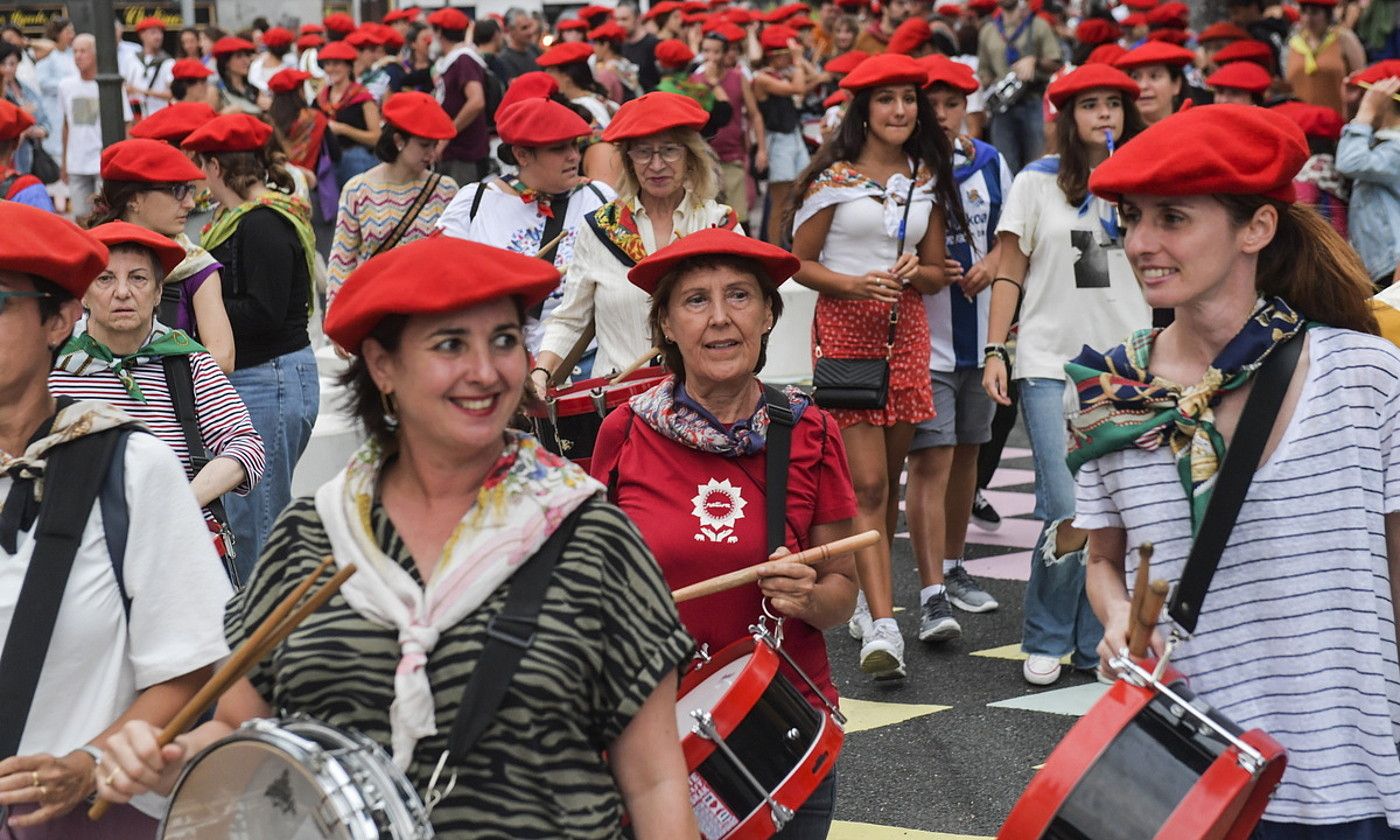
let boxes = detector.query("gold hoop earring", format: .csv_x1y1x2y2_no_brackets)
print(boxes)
379,391,399,428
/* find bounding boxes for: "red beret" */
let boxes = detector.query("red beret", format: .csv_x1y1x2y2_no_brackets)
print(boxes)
645,1,684,20
788,15,816,28
705,22,747,41
760,7,790,22
497,71,559,113
1046,63,1139,109
496,97,593,146
427,7,470,29
936,3,964,16
345,27,387,47
725,8,755,23
558,18,590,32
0,99,35,141
655,39,695,68
1348,59,1400,88
381,9,414,23
296,33,325,49
887,17,933,54
967,0,997,12
682,12,710,24
1212,39,1273,68
836,0,869,9
759,24,798,50
1207,60,1272,93
1270,100,1344,141
603,91,709,141
374,23,406,49
129,101,218,144
1197,21,1249,43
824,89,851,108
1114,40,1195,69
88,222,188,278
1087,43,1129,64
181,113,274,153
1089,104,1306,203
1122,12,1149,27
266,68,312,93
326,237,560,353
538,41,595,66
1146,1,1189,27
920,53,979,92
323,13,357,32
135,16,167,32
211,36,256,56
628,228,798,294
1147,28,1191,44
1279,4,1301,21
1122,0,1158,10
299,23,325,34
262,26,295,47
685,0,715,13
579,5,616,22
825,49,868,74
1075,18,1121,45
100,138,204,183
317,41,359,63
381,91,456,139
590,21,628,40
170,58,213,80
0,203,109,298
840,53,929,90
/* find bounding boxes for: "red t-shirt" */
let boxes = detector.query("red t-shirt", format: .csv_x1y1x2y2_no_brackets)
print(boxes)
591,402,857,707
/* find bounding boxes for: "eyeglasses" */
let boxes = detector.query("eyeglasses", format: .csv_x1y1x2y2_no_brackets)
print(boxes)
0,290,51,315
91,273,154,291
147,183,196,201
626,144,686,164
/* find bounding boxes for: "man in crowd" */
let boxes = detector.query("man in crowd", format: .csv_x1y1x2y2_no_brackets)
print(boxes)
976,0,1062,171
497,8,542,83
60,34,131,219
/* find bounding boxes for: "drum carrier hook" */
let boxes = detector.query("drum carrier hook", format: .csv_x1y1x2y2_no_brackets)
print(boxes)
423,751,458,816
751,601,847,727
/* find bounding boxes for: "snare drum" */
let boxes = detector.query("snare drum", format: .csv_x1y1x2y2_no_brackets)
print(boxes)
528,367,668,471
675,635,844,840
999,658,1286,840
160,717,434,840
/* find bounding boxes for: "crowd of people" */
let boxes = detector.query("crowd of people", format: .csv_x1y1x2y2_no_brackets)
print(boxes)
1,0,1400,838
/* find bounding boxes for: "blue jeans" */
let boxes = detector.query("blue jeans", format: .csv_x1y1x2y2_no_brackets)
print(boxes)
773,770,836,839
225,345,320,580
1254,819,1400,839
334,144,378,194
1019,377,1101,666
990,96,1046,174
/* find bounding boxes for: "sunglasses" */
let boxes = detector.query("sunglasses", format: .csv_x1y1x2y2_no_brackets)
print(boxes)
0,290,52,315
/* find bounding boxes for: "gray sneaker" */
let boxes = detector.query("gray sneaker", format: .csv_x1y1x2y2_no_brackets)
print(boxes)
918,591,962,643
945,566,999,613
848,596,873,640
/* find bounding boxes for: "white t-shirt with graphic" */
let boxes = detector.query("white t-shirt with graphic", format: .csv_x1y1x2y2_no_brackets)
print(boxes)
59,75,133,175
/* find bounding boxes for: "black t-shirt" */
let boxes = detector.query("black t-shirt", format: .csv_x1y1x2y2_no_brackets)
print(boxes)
622,33,660,92
209,206,311,370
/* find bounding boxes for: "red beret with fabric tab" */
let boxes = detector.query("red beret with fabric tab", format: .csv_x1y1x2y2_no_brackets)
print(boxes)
1089,103,1306,203
316,41,359,62
920,54,979,92
323,13,357,32
655,38,696,67
1075,18,1121,45
603,91,709,141
181,113,274,153
1087,43,1128,64
296,33,325,49
88,221,188,278
129,101,218,144
497,71,559,113
1212,39,1273,68
211,36,255,56
628,228,799,294
427,7,470,29
496,97,593,146
0,98,35,141
1270,100,1344,140
325,237,561,353
381,91,457,139
887,17,933,54
1207,60,1272,93
1197,21,1249,43
170,58,213,80
0,203,109,298
100,138,204,183
262,26,295,47
1046,63,1139,108
266,68,312,93
840,52,934,90
1114,40,1195,69
538,41,595,66
590,21,627,40
135,16,167,32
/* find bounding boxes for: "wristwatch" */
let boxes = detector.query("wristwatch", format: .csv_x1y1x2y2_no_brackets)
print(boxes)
983,343,1011,366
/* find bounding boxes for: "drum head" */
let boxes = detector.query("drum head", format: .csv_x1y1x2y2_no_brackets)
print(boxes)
676,654,753,735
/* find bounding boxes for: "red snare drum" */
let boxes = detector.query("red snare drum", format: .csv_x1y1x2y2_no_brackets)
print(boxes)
676,635,844,840
999,657,1287,840
527,367,668,471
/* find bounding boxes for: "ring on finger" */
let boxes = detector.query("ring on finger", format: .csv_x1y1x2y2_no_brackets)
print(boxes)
36,784,46,799
31,771,39,788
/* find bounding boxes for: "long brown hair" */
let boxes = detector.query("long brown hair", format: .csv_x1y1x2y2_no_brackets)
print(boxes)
1053,91,1147,207
194,143,295,198
1216,195,1378,335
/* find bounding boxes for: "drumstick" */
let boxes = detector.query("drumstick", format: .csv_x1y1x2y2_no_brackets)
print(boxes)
671,529,880,603
534,229,570,261
1128,580,1170,660
609,347,661,386
1125,542,1153,646
88,557,355,821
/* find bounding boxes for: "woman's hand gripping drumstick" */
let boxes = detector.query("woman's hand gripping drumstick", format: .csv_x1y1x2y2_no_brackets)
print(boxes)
671,530,879,604
609,347,662,386
1097,543,1169,679
89,557,356,821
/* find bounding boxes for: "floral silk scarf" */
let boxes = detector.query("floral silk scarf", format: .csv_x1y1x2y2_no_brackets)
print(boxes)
630,375,810,457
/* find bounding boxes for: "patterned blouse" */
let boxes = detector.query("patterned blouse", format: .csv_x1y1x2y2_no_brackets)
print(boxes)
225,497,693,838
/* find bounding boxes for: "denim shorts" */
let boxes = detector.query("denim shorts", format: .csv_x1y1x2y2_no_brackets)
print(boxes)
766,129,811,183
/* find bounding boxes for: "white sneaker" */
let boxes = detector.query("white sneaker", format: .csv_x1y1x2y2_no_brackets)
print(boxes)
848,597,873,641
1023,654,1062,686
860,623,907,680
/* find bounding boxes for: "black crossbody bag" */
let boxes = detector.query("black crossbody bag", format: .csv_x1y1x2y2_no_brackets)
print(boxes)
811,179,917,410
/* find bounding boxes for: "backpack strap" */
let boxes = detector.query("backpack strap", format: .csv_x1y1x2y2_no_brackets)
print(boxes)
762,385,794,555
162,355,240,586
468,180,489,222
98,429,134,619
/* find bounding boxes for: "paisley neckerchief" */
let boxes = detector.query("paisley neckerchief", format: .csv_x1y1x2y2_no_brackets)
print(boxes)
1065,297,1305,533
584,196,740,267
791,161,935,242
55,322,206,402
315,79,374,117
629,375,810,457
507,177,555,219
202,190,318,315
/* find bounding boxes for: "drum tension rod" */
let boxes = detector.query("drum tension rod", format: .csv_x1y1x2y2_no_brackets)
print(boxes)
690,710,795,831
750,622,847,727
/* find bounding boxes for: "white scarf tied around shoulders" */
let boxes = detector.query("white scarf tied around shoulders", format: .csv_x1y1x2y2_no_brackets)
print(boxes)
314,431,603,769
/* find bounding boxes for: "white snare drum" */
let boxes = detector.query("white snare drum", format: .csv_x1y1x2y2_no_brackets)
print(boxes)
159,717,434,839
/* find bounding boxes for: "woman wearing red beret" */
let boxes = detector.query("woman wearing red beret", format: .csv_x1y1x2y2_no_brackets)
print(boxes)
539,41,619,129
95,236,699,840
1075,104,1400,839
1113,41,1196,125
211,36,268,116
785,53,968,680
1284,0,1366,118
982,64,1151,687
754,26,822,244
316,41,383,191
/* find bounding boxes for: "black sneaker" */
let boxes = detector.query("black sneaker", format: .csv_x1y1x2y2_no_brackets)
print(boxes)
918,591,962,643
970,490,1001,532
945,565,999,613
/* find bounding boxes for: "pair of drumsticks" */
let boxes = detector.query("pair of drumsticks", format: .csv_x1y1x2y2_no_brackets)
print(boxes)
1128,543,1169,659
89,557,356,821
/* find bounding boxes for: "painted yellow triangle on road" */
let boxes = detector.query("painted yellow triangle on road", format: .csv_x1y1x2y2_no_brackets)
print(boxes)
968,643,1070,664
840,697,951,734
830,821,994,839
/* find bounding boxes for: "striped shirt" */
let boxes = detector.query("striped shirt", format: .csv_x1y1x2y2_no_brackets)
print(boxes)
48,351,266,526
326,172,460,304
1074,327,1400,826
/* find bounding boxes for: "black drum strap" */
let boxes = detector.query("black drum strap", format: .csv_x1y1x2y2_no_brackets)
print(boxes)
1166,327,1307,634
763,385,794,555
445,503,589,762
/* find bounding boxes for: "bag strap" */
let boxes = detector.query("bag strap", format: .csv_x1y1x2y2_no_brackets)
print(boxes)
1166,326,1308,634
445,502,590,762
370,172,441,259
99,430,134,619
0,429,124,758
763,385,794,555
534,190,572,264
162,355,239,585
467,180,488,222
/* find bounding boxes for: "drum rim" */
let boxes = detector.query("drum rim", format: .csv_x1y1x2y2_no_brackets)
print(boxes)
677,637,780,767
727,707,845,837
527,366,669,417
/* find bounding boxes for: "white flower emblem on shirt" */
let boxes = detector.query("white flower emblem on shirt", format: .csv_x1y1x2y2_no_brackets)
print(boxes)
691,478,746,543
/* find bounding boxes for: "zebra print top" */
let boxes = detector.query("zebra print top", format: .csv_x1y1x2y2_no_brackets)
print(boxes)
225,496,694,838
